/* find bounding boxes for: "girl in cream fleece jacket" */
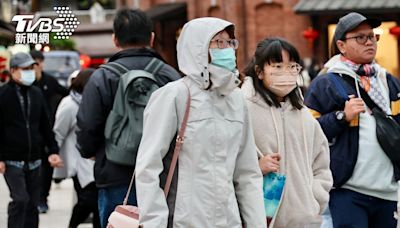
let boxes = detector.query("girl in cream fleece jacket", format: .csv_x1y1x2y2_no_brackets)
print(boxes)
241,38,333,228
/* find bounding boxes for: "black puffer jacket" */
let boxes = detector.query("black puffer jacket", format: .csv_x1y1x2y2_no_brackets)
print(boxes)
76,48,181,188
0,80,59,161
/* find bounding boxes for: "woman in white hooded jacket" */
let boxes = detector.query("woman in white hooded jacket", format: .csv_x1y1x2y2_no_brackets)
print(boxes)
241,38,333,227
53,69,99,228
135,17,266,228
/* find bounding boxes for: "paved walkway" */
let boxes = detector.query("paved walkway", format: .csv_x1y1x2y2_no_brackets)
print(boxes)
0,176,91,228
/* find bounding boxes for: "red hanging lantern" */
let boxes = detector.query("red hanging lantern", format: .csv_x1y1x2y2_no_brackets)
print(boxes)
302,27,319,48
79,54,91,68
389,26,400,37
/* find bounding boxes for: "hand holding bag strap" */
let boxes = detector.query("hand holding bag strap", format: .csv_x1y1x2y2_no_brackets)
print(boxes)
122,81,191,205
339,73,382,112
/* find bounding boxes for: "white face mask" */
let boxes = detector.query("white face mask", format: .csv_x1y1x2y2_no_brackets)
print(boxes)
20,70,36,86
265,71,298,97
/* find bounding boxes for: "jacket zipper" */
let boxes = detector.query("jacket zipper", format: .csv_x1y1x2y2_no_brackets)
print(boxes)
27,92,32,161
16,87,32,161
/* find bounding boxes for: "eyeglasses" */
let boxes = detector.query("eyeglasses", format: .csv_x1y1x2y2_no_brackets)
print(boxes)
269,63,302,74
210,38,239,50
343,34,379,45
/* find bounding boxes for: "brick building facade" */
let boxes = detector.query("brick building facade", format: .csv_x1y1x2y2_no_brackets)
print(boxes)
21,0,398,75
119,0,312,70
119,0,399,75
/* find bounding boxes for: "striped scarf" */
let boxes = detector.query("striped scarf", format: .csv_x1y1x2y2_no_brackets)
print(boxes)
340,56,390,114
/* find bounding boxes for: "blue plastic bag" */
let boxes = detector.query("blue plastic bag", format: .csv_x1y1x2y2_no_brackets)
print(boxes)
263,172,286,218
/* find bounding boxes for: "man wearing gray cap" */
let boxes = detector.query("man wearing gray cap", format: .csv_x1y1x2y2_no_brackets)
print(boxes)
305,12,400,227
0,52,63,228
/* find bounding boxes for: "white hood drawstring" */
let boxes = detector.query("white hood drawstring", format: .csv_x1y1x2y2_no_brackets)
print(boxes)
270,107,281,156
300,110,312,185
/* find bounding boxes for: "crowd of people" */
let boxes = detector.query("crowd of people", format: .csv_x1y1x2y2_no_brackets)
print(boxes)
0,8,399,228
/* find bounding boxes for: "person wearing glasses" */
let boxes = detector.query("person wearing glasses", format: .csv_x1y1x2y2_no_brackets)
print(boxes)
305,12,400,227
241,38,332,227
135,17,266,227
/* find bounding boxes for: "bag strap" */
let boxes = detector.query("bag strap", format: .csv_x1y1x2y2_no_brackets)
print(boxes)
100,62,130,77
124,170,136,205
144,58,164,75
163,82,191,197
123,81,191,205
339,74,383,112
100,58,164,78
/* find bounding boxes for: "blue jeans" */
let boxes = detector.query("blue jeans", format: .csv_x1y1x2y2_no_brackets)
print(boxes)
330,188,396,228
98,184,137,228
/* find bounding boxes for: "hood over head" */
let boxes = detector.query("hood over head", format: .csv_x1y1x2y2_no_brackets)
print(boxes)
177,17,234,89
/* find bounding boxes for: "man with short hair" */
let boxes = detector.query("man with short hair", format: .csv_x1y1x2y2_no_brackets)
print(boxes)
0,52,63,228
76,9,180,227
305,12,400,227
30,50,68,213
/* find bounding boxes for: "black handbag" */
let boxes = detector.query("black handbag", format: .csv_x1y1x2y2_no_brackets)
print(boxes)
341,74,400,162
373,107,400,162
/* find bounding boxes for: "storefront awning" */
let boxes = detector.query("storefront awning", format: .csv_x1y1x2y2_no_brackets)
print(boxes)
294,0,400,14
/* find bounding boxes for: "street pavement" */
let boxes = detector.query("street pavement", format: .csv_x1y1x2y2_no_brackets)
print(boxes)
0,176,92,228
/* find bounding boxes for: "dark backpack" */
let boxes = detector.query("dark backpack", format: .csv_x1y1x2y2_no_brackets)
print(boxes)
101,58,164,166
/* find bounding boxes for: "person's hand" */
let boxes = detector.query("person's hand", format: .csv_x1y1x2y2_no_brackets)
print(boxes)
48,154,64,168
344,95,366,122
0,161,5,174
259,153,281,175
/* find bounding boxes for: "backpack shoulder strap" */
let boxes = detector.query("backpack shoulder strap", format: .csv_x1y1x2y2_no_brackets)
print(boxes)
144,58,164,76
100,58,164,78
100,62,130,77
122,58,165,86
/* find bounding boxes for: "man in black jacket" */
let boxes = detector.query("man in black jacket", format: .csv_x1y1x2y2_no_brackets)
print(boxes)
76,9,180,228
30,50,69,213
0,52,63,228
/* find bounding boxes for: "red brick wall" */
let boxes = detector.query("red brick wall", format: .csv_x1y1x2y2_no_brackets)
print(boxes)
120,0,313,70
245,0,313,68
186,0,313,69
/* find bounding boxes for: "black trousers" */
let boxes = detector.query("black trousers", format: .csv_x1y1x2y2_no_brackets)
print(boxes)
39,153,53,204
69,176,100,228
330,188,397,228
4,164,40,228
